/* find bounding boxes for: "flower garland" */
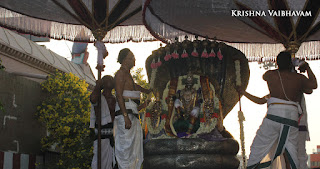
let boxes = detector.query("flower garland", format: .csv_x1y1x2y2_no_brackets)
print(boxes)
150,68,157,89
159,75,220,137
195,118,217,135
235,60,246,168
238,110,247,168
153,134,174,139
149,58,159,89
145,102,166,135
146,117,166,135
235,60,241,86
169,106,178,136
217,48,224,60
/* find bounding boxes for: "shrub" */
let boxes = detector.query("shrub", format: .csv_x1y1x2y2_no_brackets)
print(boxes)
36,71,93,169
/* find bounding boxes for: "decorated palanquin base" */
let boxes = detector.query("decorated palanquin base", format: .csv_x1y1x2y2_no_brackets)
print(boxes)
143,38,250,169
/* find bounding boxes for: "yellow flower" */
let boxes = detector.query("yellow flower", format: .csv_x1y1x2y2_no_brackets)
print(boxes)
37,71,93,168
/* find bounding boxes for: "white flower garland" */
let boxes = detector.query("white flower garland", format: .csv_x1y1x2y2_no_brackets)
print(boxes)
150,59,157,89
238,110,247,168
235,60,241,86
151,134,174,140
235,61,246,168
146,101,155,111
195,118,217,135
146,117,166,135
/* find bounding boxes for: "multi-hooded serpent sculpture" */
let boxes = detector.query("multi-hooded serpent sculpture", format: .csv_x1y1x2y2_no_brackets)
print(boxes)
143,37,250,169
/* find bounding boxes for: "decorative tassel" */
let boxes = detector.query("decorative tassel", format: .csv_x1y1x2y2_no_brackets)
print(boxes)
164,51,172,61
238,93,247,169
156,57,162,67
181,49,188,58
217,48,223,60
150,59,157,69
235,60,241,86
238,110,246,169
201,48,209,58
95,41,107,66
171,49,179,59
149,62,158,88
191,47,199,57
209,49,216,57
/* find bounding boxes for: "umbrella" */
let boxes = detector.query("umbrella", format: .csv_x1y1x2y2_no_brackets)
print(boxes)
0,1,155,168
0,0,155,42
143,0,320,59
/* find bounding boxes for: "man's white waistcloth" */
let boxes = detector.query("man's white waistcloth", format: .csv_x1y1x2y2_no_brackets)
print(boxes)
267,97,302,119
115,90,141,115
247,97,300,169
114,90,143,169
299,95,309,140
90,95,114,169
90,95,112,128
298,95,309,169
91,139,114,169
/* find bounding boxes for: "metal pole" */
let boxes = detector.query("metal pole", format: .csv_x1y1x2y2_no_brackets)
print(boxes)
93,26,108,169
94,38,107,169
97,68,102,169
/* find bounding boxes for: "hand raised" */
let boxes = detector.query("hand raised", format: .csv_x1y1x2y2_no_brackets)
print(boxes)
298,61,309,73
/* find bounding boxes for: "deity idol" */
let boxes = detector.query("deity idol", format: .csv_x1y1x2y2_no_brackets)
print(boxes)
174,72,201,135
144,39,249,169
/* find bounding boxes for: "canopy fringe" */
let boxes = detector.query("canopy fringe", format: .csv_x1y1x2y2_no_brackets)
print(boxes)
229,41,320,62
0,7,156,43
144,6,320,61
1,7,319,60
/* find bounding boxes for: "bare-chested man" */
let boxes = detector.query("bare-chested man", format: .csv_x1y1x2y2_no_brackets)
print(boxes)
246,51,317,169
114,48,151,169
90,75,116,169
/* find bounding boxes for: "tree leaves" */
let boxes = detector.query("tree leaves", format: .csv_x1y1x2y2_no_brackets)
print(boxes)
36,71,92,169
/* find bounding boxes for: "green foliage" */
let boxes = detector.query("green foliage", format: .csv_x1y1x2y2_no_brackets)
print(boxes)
36,71,92,169
132,68,150,102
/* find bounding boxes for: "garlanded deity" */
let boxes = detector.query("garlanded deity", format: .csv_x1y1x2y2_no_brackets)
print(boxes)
174,72,202,135
143,38,250,169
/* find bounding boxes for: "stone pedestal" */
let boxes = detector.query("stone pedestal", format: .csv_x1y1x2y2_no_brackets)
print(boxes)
144,138,239,169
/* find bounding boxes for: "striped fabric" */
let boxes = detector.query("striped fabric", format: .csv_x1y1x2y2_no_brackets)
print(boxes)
0,151,43,169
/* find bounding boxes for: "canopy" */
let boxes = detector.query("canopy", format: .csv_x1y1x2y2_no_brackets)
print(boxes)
0,0,155,42
143,0,320,59
0,1,158,168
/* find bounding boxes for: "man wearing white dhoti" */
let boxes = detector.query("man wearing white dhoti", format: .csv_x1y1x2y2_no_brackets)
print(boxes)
90,75,116,169
247,97,301,169
114,48,151,169
239,91,311,169
297,95,310,169
244,51,317,169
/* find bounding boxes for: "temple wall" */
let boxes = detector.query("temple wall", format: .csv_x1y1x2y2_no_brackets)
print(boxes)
0,70,46,155
0,55,48,83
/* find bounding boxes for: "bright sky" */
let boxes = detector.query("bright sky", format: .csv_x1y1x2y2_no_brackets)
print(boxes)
39,39,320,156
